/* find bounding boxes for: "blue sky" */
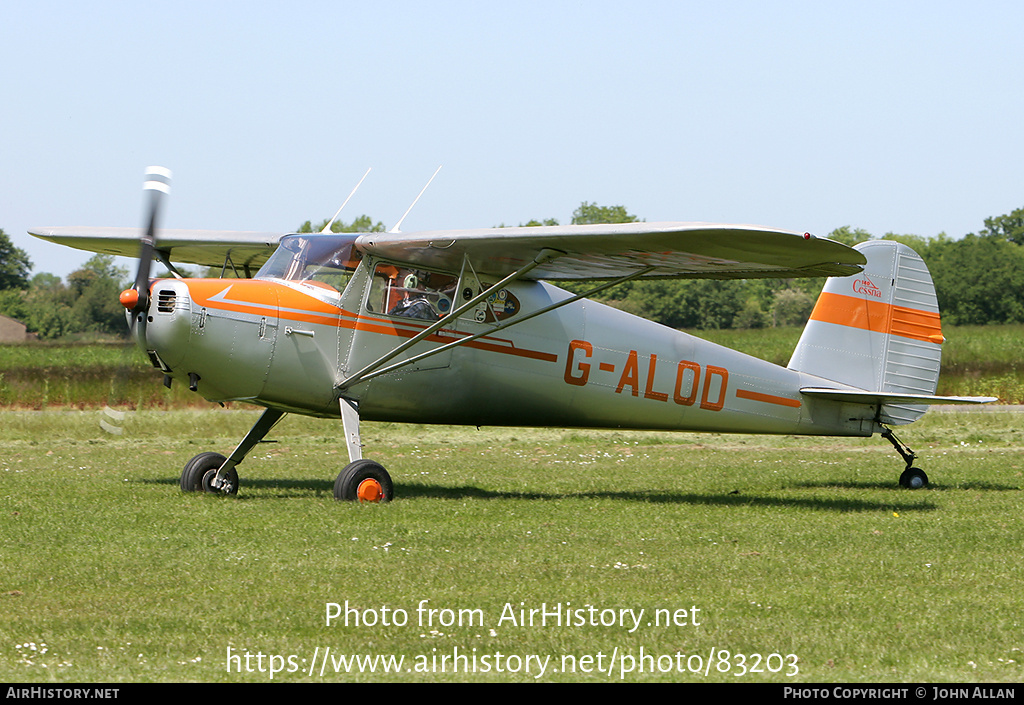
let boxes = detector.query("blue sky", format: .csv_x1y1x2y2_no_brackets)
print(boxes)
3,1,1022,278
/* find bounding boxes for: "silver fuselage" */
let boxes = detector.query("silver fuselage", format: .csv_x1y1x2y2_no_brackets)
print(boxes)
140,253,878,439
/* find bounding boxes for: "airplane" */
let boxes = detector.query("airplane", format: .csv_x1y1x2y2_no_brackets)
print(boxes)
30,167,997,501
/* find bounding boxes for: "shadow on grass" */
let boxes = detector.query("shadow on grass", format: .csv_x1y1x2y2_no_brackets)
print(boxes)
787,480,1021,492
145,477,942,512
395,483,940,513
144,476,334,499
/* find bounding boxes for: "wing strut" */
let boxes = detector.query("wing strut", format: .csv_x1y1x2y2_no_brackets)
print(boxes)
219,253,244,279
336,248,563,392
337,263,657,390
155,249,185,279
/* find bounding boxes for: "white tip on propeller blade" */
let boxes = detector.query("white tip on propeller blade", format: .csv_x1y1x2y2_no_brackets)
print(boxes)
143,166,172,193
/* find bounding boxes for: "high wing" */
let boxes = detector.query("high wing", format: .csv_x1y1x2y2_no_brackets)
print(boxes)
30,221,866,281
355,222,866,280
29,226,283,272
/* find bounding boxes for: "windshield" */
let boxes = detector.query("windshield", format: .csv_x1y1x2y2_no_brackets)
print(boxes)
255,234,362,296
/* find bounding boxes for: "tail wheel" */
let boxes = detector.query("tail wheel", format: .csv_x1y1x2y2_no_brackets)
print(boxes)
335,459,393,502
899,467,929,489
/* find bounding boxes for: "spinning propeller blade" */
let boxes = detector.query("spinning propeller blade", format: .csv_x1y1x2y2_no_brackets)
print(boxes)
121,166,171,348
105,167,172,434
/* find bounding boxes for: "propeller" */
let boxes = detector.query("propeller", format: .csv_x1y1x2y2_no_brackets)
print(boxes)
103,167,172,435
119,166,171,350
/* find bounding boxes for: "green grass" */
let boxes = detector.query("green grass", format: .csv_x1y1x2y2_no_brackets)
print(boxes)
1,409,1022,682
0,342,213,409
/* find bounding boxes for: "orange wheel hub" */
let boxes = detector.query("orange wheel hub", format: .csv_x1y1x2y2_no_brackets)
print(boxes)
356,478,384,503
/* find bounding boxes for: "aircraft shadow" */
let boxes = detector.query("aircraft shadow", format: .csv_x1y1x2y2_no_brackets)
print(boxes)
786,480,1021,492
395,483,939,513
144,476,334,498
144,477,1001,511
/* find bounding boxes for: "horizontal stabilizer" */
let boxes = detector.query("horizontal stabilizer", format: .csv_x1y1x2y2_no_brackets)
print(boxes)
800,387,998,406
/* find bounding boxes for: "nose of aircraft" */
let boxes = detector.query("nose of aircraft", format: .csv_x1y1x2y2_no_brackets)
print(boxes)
139,279,193,371
119,284,150,352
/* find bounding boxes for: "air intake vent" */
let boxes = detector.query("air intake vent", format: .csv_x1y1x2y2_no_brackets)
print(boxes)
156,290,176,313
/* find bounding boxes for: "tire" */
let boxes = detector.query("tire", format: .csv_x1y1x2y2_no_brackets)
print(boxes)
899,467,929,489
334,459,393,502
181,452,238,495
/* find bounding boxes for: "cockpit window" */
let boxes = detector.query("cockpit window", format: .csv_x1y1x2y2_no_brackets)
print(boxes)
367,263,458,320
255,234,362,297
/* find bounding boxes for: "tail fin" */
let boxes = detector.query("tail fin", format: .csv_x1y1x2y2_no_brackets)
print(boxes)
788,239,945,425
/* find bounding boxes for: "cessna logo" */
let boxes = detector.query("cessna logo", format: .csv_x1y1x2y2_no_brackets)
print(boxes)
853,277,882,298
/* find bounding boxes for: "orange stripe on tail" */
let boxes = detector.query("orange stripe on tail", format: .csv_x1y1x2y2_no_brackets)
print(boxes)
808,292,943,344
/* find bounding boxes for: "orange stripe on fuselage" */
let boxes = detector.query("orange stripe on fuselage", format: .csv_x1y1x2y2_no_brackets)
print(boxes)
348,313,557,362
808,292,943,344
185,279,558,363
187,279,347,328
735,389,802,408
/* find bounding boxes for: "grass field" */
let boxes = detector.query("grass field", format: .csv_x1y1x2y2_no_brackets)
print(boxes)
1,408,1022,682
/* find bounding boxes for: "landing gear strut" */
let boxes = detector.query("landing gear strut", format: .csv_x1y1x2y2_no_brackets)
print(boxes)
178,401,394,502
882,427,929,489
180,408,285,495
333,398,392,502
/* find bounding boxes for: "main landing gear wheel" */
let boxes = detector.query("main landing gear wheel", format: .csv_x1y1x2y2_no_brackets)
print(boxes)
334,459,393,503
181,452,239,495
899,467,929,490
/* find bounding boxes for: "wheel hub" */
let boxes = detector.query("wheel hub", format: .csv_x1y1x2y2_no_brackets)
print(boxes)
202,469,235,494
356,478,384,503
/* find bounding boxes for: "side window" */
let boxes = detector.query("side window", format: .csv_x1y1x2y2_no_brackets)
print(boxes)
366,264,458,321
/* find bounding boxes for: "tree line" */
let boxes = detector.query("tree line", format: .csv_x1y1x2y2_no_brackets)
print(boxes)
0,233,129,339
1,202,1022,339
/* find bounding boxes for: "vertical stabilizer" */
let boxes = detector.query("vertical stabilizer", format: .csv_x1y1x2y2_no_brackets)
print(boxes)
788,240,944,424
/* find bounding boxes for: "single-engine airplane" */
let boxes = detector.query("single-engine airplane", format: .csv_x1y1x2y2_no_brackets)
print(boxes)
31,167,996,501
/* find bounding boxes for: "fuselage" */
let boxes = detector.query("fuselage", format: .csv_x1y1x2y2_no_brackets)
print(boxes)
138,238,877,439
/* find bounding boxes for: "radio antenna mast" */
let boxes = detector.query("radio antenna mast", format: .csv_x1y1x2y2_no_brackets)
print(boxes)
390,165,442,234
321,167,372,233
